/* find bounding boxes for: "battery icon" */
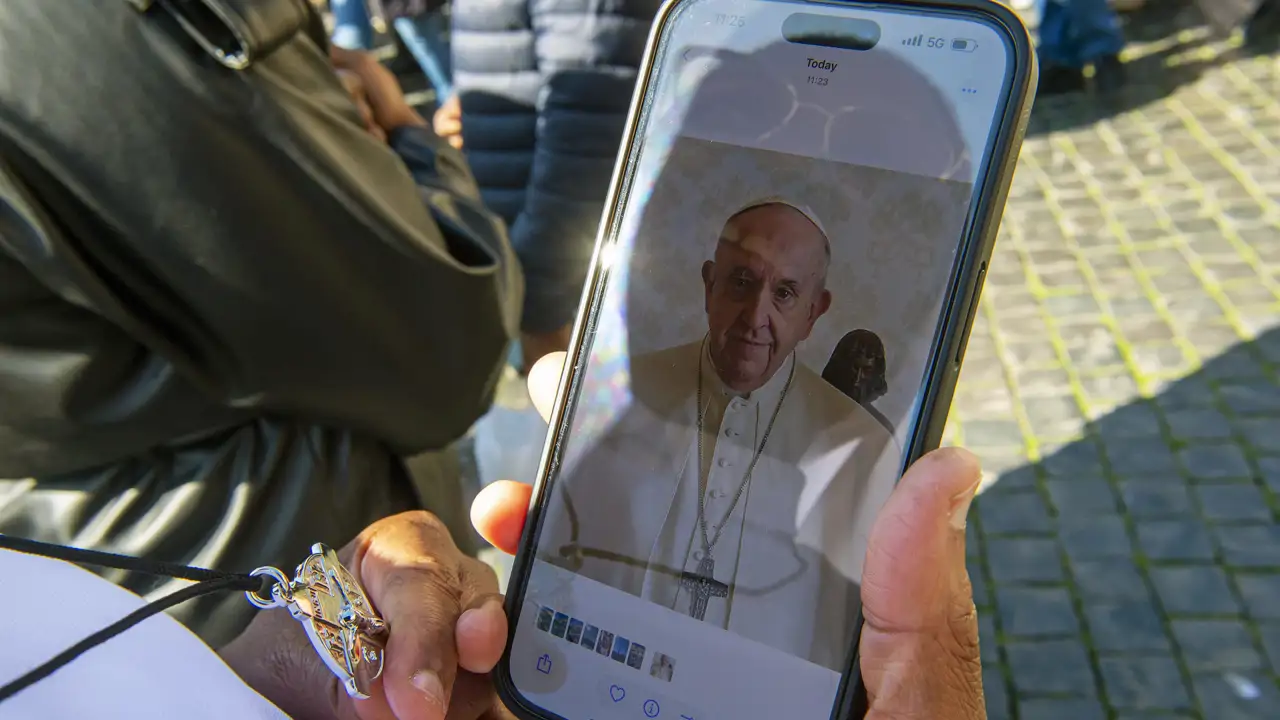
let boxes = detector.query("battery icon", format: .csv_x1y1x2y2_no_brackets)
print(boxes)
951,38,978,52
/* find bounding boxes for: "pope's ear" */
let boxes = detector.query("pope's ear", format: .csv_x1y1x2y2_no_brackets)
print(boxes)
809,289,833,328
527,351,568,423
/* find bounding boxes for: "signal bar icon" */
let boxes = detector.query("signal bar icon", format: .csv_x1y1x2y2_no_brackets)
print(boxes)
902,34,923,47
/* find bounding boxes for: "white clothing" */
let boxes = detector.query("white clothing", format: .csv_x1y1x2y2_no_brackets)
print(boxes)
0,548,288,720
541,341,901,670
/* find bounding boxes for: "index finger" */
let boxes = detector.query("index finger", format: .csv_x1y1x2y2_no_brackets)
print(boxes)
350,511,496,720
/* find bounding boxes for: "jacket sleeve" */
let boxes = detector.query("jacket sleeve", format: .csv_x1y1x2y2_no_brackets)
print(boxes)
0,0,521,456
511,0,661,334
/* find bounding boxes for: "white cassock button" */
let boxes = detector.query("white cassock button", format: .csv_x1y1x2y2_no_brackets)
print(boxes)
711,489,725,499
724,428,736,438
693,550,703,561
718,458,730,468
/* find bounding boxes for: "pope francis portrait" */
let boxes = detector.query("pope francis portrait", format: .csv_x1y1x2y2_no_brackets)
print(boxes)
538,198,902,671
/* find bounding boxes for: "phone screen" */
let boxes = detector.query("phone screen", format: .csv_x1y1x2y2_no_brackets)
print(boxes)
506,2,1017,719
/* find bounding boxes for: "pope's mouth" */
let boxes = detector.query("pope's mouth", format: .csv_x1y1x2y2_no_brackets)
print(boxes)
725,338,772,355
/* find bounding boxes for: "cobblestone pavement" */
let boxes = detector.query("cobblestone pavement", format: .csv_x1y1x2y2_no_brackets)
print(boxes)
944,9,1280,719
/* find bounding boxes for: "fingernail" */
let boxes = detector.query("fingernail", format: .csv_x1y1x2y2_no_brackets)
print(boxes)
411,670,448,711
948,479,982,530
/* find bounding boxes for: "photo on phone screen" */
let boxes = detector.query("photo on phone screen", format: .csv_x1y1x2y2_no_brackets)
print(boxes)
502,2,1027,719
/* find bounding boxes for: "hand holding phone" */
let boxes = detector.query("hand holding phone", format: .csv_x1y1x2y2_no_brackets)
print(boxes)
474,354,988,719
493,2,1035,718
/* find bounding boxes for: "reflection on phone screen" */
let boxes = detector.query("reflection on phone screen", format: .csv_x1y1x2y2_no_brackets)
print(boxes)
508,2,1017,719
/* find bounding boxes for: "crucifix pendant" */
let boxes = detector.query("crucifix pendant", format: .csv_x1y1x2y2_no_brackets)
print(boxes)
679,553,729,621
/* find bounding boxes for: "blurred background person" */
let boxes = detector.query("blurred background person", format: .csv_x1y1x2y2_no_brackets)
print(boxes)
444,0,663,372
1036,0,1128,95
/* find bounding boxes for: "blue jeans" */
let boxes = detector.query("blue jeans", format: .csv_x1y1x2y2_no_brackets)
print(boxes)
394,13,453,99
331,0,375,50
1038,0,1126,68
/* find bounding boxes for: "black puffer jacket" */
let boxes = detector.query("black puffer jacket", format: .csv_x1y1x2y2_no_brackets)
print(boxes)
451,0,662,334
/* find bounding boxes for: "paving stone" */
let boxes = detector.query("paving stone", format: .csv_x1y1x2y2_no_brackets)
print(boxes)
984,666,1011,720
1163,408,1236,442
976,490,1054,535
1121,480,1195,519
1194,483,1273,522
1005,639,1097,696
1214,525,1280,568
1132,344,1198,376
979,612,1000,664
1235,573,1280,620
1259,623,1280,674
1038,438,1108,479
1017,698,1107,720
1189,672,1280,720
1170,619,1264,672
1046,477,1119,514
1218,382,1280,417
1085,600,1171,653
1203,351,1271,382
1135,519,1218,562
1259,457,1280,494
1098,656,1192,712
966,522,982,559
1097,402,1166,439
969,559,991,608
1022,395,1088,436
1078,372,1141,404
986,537,1066,584
995,586,1081,638
1179,443,1255,480
961,419,1026,450
1181,324,1247,359
1148,565,1241,616
1068,556,1149,602
1235,417,1280,454
1153,375,1219,412
1059,514,1135,560
1105,436,1182,479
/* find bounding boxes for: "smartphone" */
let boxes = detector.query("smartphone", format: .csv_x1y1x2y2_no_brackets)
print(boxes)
497,1,1036,718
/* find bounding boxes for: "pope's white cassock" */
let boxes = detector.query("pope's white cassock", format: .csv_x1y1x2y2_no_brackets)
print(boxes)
538,339,901,671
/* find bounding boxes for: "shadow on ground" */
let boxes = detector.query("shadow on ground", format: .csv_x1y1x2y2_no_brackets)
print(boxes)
971,326,1280,718
1026,1,1252,136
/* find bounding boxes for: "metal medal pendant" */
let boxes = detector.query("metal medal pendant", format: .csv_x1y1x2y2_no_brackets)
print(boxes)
246,543,389,699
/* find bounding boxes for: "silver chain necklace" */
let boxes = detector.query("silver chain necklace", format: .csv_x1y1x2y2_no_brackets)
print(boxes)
680,340,795,621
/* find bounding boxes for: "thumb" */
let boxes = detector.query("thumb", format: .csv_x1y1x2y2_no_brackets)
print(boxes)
858,447,985,720
861,447,981,629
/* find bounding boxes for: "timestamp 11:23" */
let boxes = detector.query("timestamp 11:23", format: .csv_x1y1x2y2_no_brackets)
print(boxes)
807,75,829,86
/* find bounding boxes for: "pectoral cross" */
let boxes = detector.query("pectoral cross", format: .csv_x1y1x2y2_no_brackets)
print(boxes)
679,554,729,621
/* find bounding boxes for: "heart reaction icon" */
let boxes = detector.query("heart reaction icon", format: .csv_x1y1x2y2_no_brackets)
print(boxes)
609,685,626,702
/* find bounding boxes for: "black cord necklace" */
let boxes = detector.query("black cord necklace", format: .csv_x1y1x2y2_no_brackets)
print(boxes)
0,534,389,703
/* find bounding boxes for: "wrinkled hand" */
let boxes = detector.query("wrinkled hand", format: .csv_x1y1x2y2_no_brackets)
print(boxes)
221,512,519,720
330,46,428,133
471,351,987,720
433,94,463,151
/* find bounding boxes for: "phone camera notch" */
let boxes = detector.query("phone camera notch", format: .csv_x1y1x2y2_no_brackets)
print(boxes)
781,13,881,51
